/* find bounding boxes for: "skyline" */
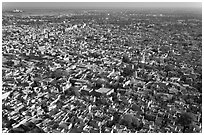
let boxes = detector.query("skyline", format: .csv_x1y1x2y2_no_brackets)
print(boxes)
3,2,202,10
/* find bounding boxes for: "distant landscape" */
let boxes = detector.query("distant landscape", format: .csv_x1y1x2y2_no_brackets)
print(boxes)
2,2,202,133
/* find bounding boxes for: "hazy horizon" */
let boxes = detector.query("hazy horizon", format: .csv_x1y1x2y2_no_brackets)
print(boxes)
3,2,202,11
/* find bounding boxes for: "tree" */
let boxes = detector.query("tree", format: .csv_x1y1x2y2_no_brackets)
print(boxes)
121,65,134,77
122,55,132,64
176,112,194,133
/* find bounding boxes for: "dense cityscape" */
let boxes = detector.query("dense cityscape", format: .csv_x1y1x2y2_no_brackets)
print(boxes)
2,4,202,133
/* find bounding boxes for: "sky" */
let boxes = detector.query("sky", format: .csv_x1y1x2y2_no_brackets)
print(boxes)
2,2,202,10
